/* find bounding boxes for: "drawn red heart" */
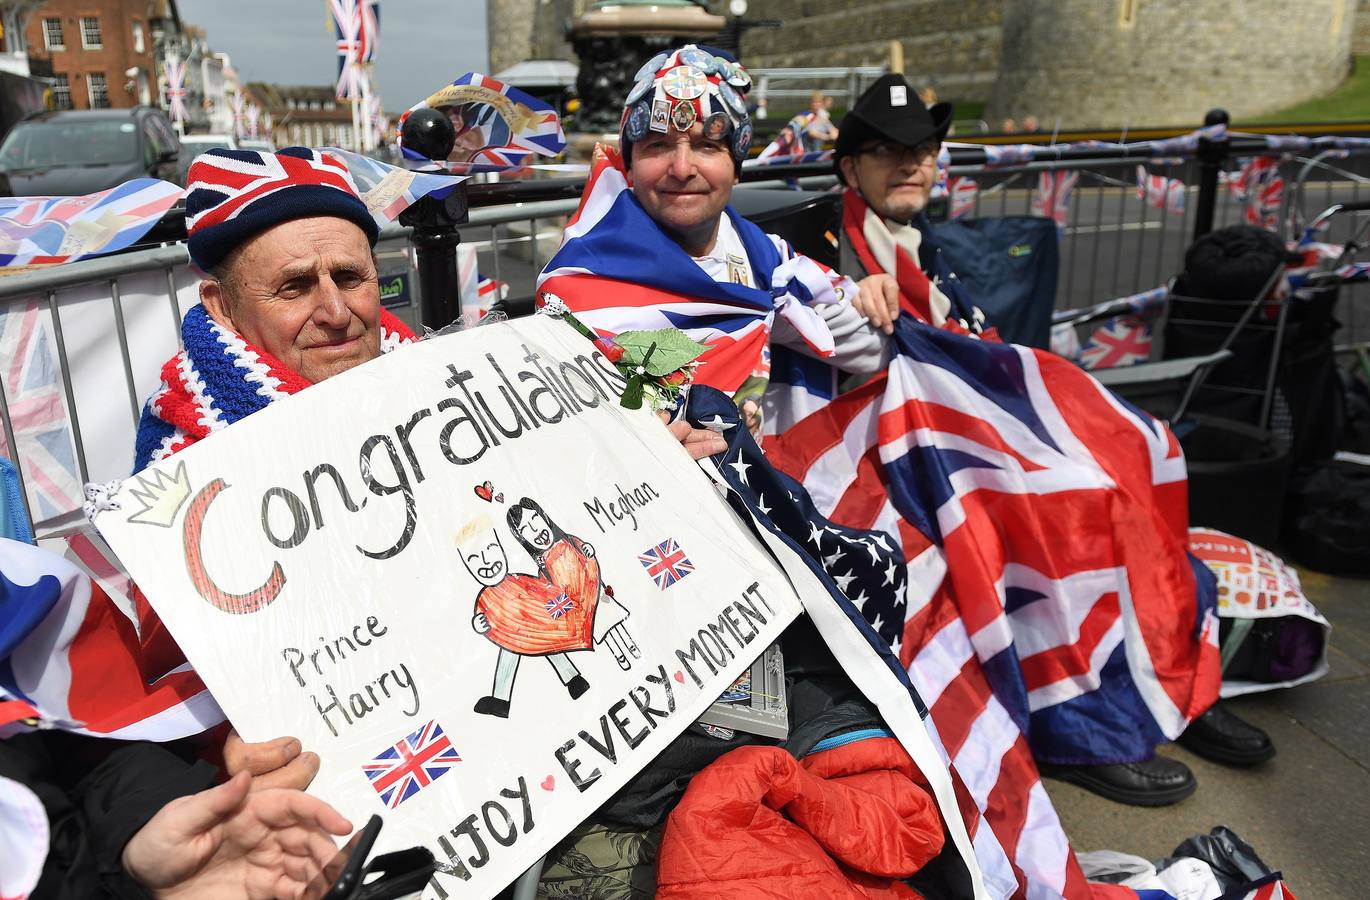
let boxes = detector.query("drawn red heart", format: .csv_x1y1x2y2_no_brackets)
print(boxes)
494,492,504,503
673,670,685,684
540,775,555,791
474,481,494,502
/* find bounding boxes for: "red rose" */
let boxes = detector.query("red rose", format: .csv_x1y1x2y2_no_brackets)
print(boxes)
663,370,688,385
594,338,625,362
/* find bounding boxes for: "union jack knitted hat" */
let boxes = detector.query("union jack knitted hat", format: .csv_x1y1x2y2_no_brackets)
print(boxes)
184,146,379,271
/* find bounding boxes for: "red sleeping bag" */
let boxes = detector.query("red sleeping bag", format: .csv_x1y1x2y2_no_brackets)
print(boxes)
656,736,945,899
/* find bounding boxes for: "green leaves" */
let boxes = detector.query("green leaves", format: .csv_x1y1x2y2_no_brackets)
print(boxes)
614,329,707,377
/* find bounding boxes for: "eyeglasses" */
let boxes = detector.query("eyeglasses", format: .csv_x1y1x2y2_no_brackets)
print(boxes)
858,142,939,166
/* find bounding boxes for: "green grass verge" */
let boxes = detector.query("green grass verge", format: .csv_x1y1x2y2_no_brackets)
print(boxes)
1243,56,1370,124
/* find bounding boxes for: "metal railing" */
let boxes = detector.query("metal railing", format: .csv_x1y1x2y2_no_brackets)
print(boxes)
6,124,1370,538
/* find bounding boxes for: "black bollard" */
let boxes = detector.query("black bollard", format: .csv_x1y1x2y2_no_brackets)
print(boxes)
398,107,470,331
1192,108,1230,241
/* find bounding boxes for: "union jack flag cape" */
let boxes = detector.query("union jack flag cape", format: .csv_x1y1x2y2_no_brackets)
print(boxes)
537,149,848,396
0,534,221,740
0,179,182,267
764,319,1222,898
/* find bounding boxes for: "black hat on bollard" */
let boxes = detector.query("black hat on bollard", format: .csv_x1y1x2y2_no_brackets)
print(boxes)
834,74,953,173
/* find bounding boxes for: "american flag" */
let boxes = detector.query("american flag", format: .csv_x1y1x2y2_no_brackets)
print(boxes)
1031,170,1079,234
638,538,694,589
765,319,1221,899
362,719,462,809
1228,156,1283,232
545,591,574,619
1079,314,1153,369
164,55,188,124
1136,165,1186,215
0,178,182,267
0,302,80,521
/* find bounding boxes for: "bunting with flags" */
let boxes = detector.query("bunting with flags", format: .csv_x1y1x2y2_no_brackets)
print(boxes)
1032,169,1079,235
1136,165,1186,215
1228,156,1284,232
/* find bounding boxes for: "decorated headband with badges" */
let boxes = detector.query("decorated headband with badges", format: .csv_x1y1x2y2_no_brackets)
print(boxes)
619,45,753,162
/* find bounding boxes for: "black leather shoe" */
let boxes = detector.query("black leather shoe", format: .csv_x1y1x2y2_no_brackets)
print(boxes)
1039,756,1196,806
1177,704,1276,767
474,695,510,718
566,675,590,699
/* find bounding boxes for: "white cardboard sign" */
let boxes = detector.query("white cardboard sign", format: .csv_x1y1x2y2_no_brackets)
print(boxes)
92,316,805,898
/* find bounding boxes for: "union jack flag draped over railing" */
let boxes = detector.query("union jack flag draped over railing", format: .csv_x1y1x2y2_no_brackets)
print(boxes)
323,147,466,226
397,72,565,172
1227,156,1284,232
0,180,183,268
331,0,379,100
164,55,188,125
1136,165,1186,215
1031,169,1079,235
764,317,1222,899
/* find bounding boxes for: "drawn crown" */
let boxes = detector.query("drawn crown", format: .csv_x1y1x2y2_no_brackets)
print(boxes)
125,460,193,528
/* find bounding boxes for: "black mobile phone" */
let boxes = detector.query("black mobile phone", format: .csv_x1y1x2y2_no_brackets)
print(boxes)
304,815,437,900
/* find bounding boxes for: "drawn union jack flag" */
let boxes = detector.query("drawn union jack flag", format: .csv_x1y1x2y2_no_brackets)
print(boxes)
545,591,574,619
361,719,461,809
638,538,694,589
1079,314,1153,369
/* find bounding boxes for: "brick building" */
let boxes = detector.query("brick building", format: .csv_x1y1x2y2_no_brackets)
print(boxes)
23,0,165,111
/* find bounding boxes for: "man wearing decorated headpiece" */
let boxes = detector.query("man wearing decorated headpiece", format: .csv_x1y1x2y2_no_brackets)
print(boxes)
537,45,901,435
830,77,1276,806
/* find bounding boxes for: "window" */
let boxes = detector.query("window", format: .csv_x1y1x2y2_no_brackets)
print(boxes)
87,72,109,108
42,18,64,50
80,17,102,49
132,22,145,54
51,74,71,109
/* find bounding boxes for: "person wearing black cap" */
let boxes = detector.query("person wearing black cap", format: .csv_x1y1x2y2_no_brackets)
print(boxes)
832,73,983,335
832,75,1276,808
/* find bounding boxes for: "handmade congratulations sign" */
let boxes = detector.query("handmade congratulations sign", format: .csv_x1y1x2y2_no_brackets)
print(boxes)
92,315,805,899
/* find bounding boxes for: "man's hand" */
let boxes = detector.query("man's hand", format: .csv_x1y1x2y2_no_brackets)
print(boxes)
472,612,491,634
853,274,901,335
121,772,352,900
224,731,319,792
665,417,729,460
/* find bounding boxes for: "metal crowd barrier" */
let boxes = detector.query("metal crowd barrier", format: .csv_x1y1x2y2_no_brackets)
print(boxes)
5,128,1370,539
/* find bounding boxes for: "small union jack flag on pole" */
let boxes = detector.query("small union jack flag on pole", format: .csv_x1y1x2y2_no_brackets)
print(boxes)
361,719,461,809
545,591,574,619
638,538,694,589
164,55,188,125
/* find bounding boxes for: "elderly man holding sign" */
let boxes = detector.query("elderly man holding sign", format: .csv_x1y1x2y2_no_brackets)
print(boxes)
131,145,727,779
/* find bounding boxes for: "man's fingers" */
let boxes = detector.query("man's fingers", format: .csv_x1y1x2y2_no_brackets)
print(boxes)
250,751,320,792
668,419,728,459
170,771,252,837
882,276,901,319
225,733,303,778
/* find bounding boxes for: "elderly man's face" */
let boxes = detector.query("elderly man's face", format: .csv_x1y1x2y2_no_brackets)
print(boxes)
200,216,381,383
840,139,940,222
630,122,737,257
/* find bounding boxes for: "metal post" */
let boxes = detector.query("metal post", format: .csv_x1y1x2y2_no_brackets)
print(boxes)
400,186,469,332
1192,108,1230,241
108,279,143,427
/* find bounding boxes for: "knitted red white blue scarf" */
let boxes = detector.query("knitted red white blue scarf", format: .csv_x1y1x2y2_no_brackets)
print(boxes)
133,303,414,471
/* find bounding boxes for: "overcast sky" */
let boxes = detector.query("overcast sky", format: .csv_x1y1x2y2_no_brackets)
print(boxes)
176,0,489,113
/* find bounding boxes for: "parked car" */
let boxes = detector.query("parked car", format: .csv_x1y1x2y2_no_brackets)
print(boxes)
176,133,238,182
0,107,179,195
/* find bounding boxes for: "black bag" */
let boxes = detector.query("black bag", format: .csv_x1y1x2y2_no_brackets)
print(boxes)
1283,454,1370,578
